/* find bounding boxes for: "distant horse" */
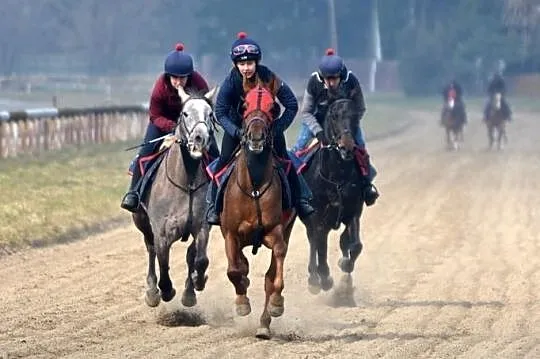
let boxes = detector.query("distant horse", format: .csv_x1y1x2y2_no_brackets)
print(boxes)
219,84,296,339
485,92,508,150
440,90,465,151
133,86,218,308
300,94,367,299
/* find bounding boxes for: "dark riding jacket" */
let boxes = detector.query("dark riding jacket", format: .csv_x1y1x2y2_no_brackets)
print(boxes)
487,75,506,96
214,65,298,138
300,66,366,136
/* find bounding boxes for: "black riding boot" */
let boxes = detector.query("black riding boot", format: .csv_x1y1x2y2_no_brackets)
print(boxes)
206,180,220,225
288,169,314,220
364,183,379,206
120,164,142,213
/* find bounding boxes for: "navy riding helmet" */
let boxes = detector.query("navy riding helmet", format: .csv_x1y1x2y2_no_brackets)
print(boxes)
230,32,262,63
319,48,344,77
164,43,194,77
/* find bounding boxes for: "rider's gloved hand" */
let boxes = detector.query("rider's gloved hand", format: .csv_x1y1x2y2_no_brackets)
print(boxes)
316,131,329,146
235,127,244,139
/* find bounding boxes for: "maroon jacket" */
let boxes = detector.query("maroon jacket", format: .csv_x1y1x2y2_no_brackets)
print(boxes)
149,71,209,132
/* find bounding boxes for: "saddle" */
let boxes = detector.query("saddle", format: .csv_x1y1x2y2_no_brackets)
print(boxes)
205,152,293,216
288,141,370,177
128,140,214,203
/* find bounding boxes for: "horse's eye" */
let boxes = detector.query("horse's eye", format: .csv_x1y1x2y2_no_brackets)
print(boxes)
183,112,189,117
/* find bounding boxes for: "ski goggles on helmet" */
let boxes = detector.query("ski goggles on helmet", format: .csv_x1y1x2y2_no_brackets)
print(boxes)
232,44,260,56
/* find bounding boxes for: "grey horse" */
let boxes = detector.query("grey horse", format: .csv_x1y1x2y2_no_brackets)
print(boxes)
133,86,218,308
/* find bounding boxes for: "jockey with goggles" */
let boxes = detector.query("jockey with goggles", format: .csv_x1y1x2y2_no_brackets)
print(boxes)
120,43,219,213
291,48,379,206
441,79,467,125
205,32,314,225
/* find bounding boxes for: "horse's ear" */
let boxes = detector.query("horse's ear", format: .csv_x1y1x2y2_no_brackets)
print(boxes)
204,86,219,104
177,86,190,104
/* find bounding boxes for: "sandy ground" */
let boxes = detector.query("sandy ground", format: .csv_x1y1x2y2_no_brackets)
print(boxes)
0,107,539,359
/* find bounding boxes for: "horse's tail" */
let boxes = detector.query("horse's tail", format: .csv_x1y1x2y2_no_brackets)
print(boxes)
251,225,265,255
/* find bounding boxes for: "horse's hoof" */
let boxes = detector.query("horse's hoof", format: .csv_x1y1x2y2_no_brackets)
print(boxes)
338,257,354,273
320,276,334,291
145,289,161,308
161,288,176,302
335,274,355,296
181,291,197,307
268,303,284,317
308,274,320,294
268,294,284,317
255,327,271,340
236,303,251,316
192,273,208,292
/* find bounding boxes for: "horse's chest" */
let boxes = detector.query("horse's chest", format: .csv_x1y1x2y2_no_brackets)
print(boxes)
322,181,360,207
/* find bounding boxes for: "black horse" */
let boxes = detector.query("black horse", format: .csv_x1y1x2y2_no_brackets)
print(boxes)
300,94,367,297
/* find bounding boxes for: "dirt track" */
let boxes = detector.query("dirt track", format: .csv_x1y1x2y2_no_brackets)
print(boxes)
1,108,539,359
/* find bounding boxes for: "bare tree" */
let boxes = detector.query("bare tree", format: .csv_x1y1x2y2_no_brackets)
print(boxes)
503,0,540,59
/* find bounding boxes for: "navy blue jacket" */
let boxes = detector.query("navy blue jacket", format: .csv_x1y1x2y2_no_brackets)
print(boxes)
215,65,298,138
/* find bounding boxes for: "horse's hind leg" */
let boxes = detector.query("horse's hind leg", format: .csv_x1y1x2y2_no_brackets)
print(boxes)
143,237,161,307
134,213,160,307
306,225,331,293
255,228,287,340
192,224,210,291
156,240,176,302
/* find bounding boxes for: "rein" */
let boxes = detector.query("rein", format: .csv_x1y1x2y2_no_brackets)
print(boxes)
237,86,276,254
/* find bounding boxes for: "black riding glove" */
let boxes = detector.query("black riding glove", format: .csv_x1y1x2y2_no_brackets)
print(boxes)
316,131,329,145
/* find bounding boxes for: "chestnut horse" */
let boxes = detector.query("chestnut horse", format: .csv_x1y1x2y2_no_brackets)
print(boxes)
440,89,465,150
219,85,296,339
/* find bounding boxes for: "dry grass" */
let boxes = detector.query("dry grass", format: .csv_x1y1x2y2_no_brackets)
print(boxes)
0,141,136,251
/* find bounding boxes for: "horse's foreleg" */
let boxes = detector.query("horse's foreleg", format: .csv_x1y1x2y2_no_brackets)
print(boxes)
156,239,176,302
487,125,494,149
267,227,287,318
181,241,197,307
338,215,363,274
224,232,251,316
497,125,505,150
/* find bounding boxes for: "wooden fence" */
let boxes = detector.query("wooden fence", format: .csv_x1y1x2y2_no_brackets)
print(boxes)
0,105,149,158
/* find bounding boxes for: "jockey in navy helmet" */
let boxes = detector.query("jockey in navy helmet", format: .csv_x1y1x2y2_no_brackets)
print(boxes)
205,32,315,225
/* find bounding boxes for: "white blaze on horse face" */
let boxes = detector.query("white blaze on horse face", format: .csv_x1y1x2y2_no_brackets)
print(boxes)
448,98,455,109
180,98,213,159
495,93,502,109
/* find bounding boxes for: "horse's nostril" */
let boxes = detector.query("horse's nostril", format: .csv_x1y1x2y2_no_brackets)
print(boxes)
194,135,203,143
